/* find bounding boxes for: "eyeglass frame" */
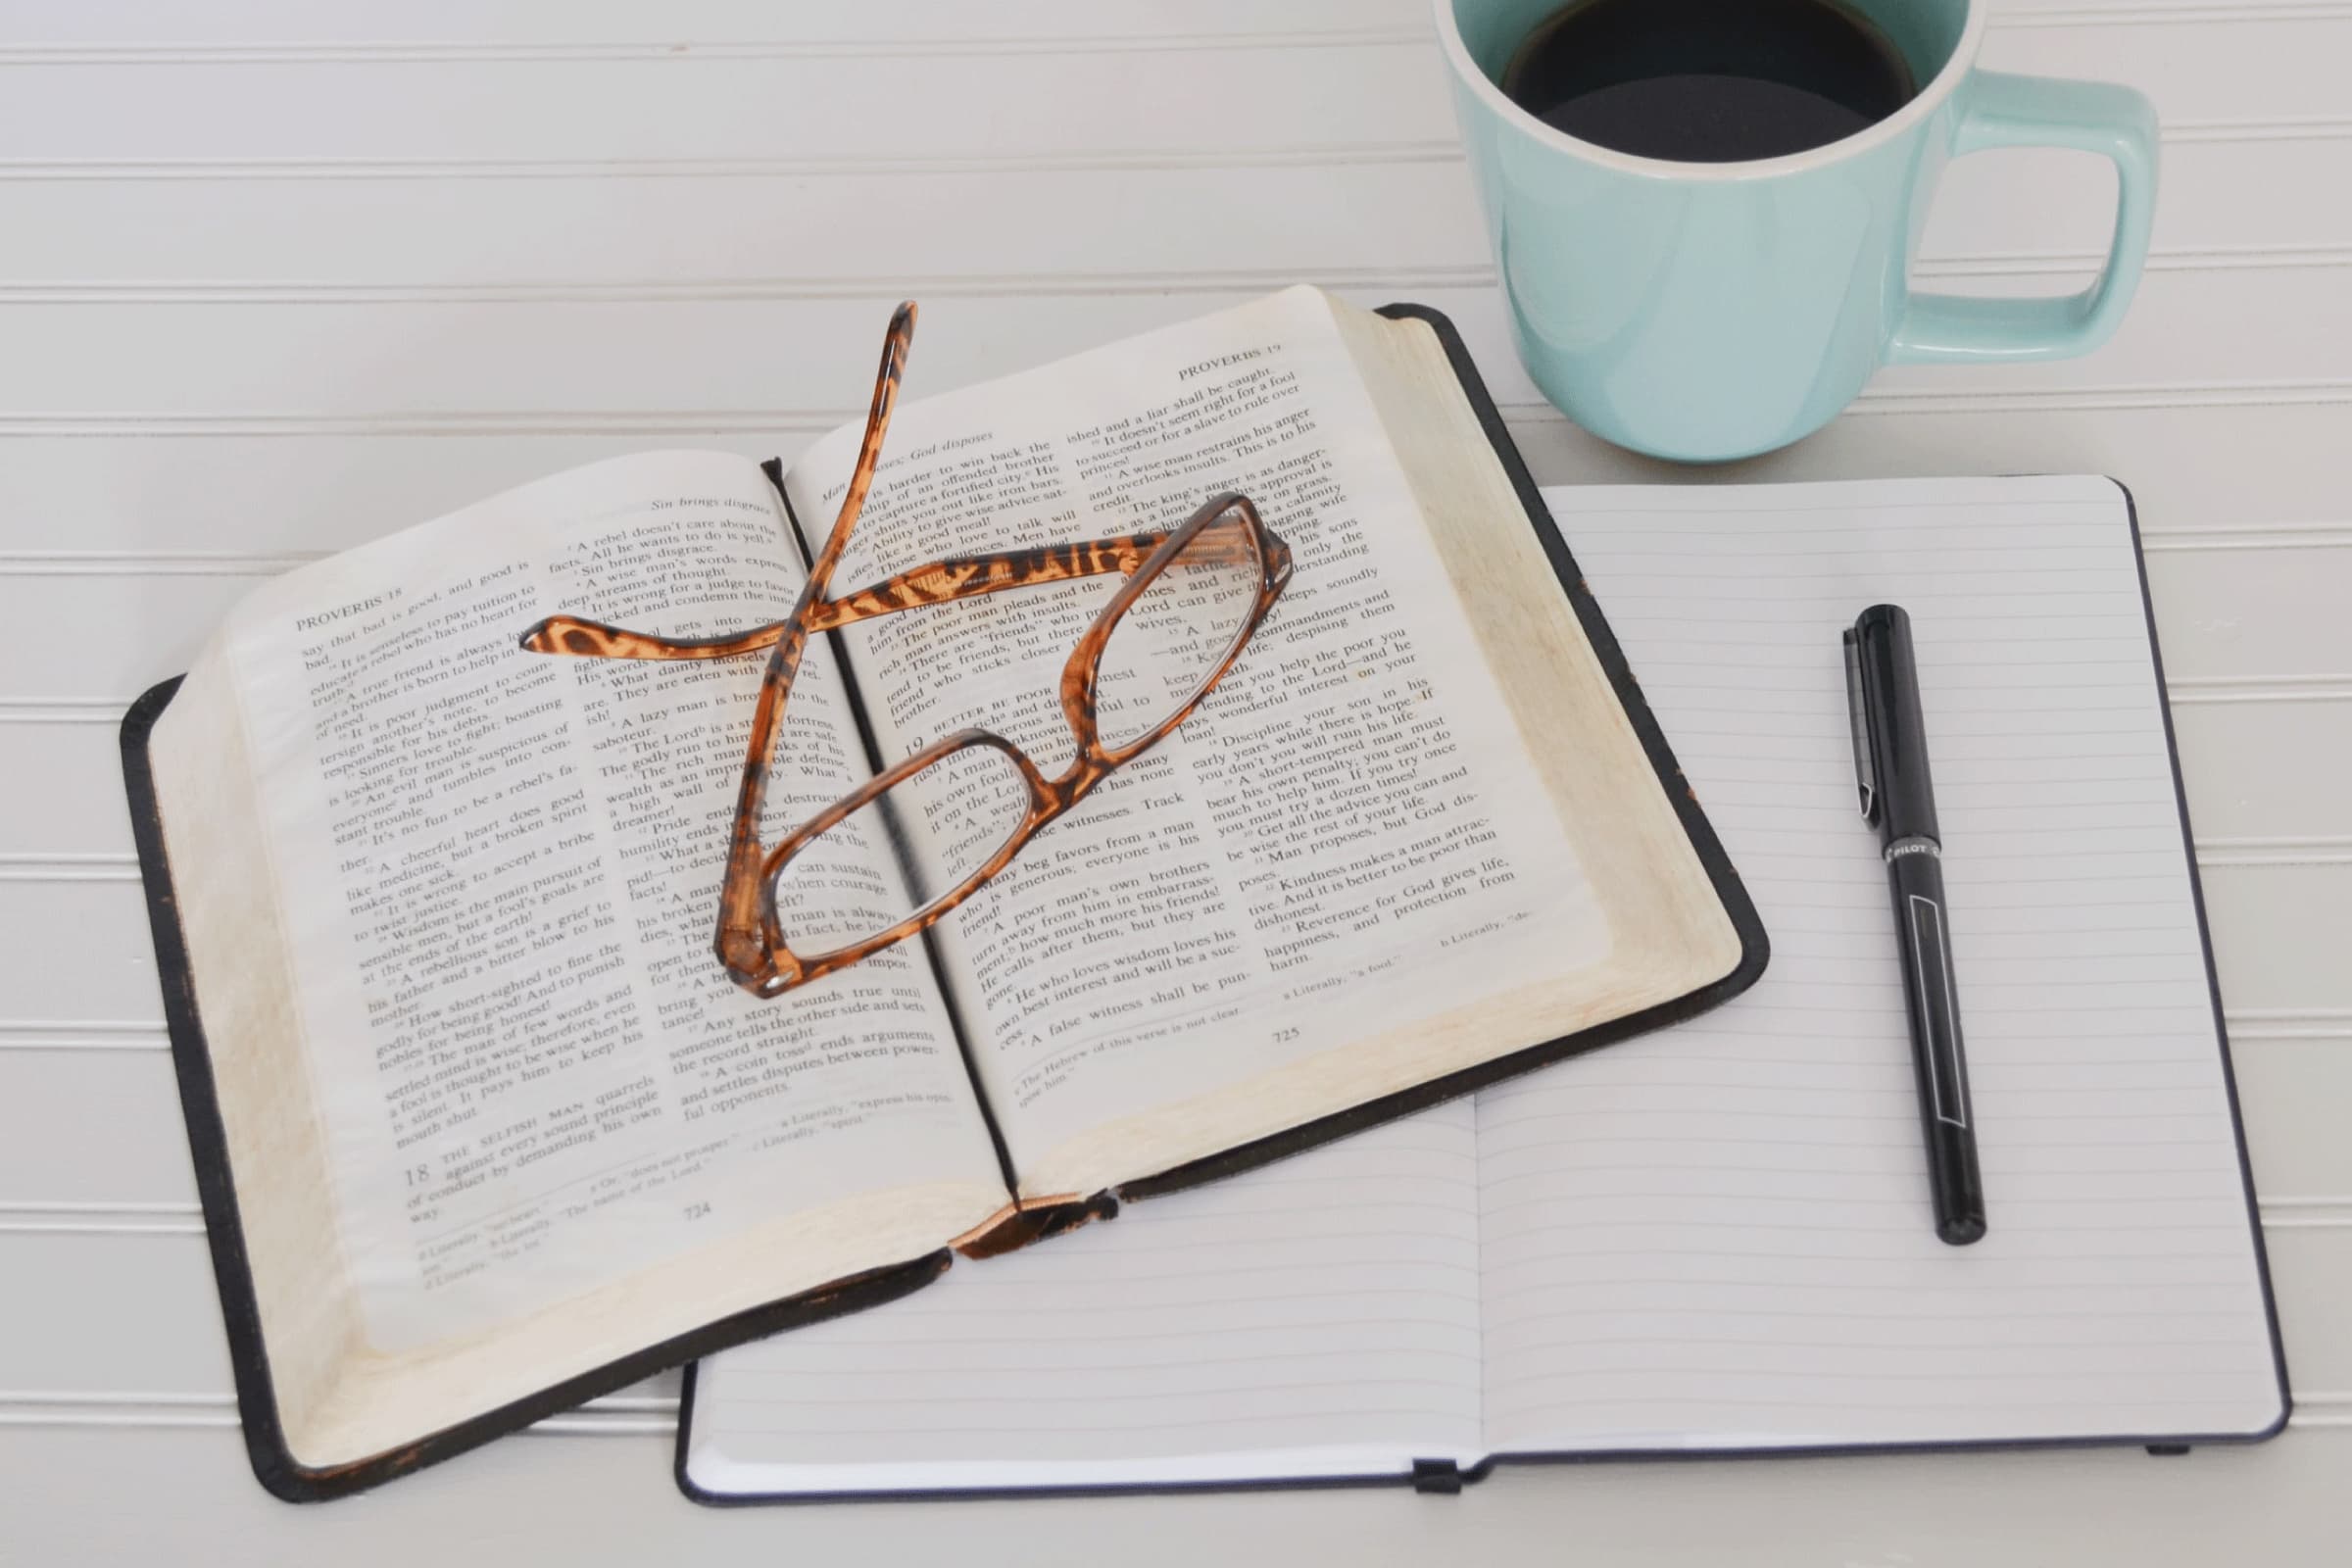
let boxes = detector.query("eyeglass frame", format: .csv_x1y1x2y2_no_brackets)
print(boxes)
518,302,1294,996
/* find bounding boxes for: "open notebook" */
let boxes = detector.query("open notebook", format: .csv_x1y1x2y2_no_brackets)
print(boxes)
679,475,2288,1500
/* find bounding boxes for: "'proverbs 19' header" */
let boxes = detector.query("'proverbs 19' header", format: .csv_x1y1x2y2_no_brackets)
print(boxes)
1177,348,1267,382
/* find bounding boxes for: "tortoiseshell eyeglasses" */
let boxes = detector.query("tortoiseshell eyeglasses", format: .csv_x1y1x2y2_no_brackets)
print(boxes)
518,303,1294,996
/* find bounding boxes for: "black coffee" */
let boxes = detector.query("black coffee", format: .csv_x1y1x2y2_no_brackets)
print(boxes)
1500,0,1917,163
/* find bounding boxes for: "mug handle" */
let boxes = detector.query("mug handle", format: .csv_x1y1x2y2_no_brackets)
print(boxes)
1887,72,2158,365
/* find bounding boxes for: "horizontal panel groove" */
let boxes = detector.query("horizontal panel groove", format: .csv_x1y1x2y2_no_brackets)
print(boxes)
0,118,2339,182
0,551,320,575
0,409,850,436
0,704,122,725
0,267,1490,305
4,1210,2338,1242
16,379,2352,444
2140,523,2352,551
0,29,1435,67
1,686,2347,729
14,836,2352,882
10,523,2346,578
38,1413,2330,1438
7,1196,2342,1235
2193,838,2352,867
0,1390,681,1416
10,1013,2338,1053
0,1410,234,1430
0,247,2345,306
14,353,2345,433
1828,381,2352,416
1963,246,2352,277
1,5,2347,65
0,1207,199,1236
2166,676,2352,705
3,692,2346,737
0,704,141,727
2170,117,2352,145
9,1390,2335,1435
2006,2,2352,21
0,144,1473,182
0,1391,675,1433
2230,1009,2352,1039
0,1412,676,1434
515,1414,679,1435
0,1022,169,1051
0,857,141,884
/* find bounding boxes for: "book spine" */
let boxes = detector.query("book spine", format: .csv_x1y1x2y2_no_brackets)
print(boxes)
949,1192,1119,1259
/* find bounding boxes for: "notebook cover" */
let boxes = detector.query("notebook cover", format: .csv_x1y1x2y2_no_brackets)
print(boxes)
1475,477,2291,1475
122,677,968,1502
673,300,1773,1505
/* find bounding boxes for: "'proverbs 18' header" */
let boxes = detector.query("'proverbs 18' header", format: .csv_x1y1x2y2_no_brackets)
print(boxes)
294,595,386,633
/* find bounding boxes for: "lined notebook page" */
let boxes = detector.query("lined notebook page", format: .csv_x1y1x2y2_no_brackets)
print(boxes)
1479,476,2283,1453
681,1103,1483,1494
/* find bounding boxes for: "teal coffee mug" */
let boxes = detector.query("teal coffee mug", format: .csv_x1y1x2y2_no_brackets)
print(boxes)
1435,0,2158,462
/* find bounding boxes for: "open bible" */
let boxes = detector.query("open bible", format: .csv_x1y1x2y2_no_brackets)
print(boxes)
122,288,1764,1499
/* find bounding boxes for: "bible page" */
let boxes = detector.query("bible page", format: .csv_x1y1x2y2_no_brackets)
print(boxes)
1477,477,2283,1453
161,450,1007,1354
776,287,1609,1196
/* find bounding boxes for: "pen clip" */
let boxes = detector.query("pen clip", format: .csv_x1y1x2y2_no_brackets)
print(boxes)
1842,626,1879,826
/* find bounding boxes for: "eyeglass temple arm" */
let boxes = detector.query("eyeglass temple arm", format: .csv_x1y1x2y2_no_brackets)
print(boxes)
516,521,1255,662
716,300,916,990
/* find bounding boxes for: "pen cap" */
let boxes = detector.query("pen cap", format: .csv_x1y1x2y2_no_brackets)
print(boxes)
1853,604,1941,845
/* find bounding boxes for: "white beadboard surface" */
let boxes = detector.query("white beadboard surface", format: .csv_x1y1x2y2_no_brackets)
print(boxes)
3,0,2348,1559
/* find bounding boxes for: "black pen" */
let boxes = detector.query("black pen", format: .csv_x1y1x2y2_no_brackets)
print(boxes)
1844,604,1986,1247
